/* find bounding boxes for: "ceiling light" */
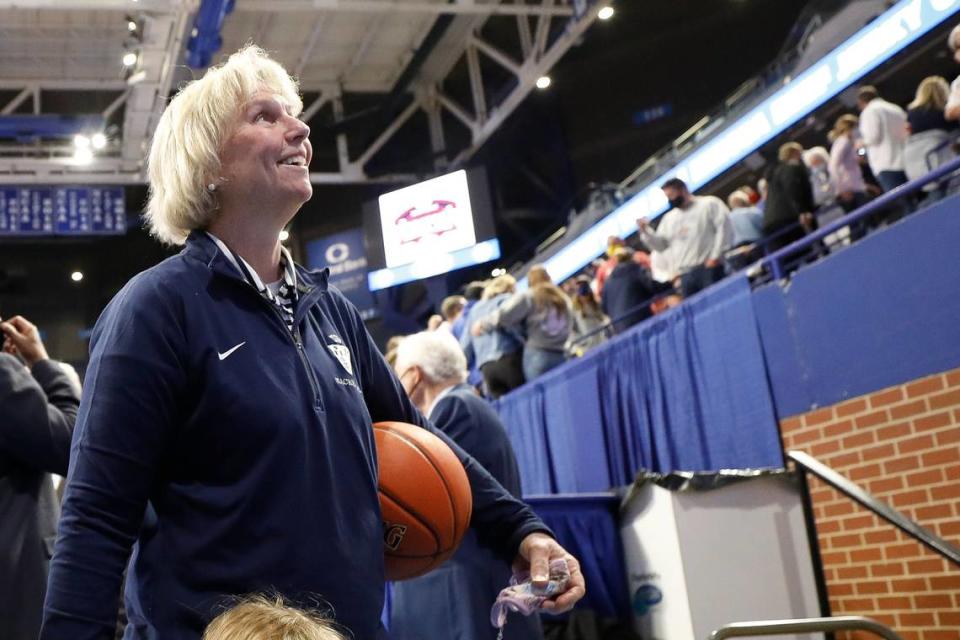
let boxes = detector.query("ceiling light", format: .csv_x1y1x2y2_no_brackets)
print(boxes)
74,134,91,149
73,148,94,165
279,230,290,242
71,271,84,282
128,20,138,32
122,52,138,67
535,76,551,90
91,133,107,150
490,267,506,277
598,6,614,20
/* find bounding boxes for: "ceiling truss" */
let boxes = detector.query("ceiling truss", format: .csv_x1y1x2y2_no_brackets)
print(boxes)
0,0,604,186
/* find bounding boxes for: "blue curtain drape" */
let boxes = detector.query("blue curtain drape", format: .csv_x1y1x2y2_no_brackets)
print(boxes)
526,494,630,622
497,275,783,494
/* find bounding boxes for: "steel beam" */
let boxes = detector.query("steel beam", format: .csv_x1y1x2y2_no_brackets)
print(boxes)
0,87,32,115
470,35,520,76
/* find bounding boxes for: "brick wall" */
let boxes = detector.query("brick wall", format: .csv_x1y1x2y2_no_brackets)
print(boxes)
780,368,960,640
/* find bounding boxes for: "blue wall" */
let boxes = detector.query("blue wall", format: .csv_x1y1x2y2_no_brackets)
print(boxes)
753,194,960,417
496,194,960,493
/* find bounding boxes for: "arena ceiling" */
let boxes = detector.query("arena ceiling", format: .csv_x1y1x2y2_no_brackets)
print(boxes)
0,0,603,185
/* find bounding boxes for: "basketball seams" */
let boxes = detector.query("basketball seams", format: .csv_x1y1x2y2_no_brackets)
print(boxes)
377,424,461,542
379,484,443,556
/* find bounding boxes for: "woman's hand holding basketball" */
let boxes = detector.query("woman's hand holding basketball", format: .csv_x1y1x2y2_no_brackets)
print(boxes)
515,532,586,613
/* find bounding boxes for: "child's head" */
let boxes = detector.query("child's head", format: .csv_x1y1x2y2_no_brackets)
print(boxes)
203,595,345,640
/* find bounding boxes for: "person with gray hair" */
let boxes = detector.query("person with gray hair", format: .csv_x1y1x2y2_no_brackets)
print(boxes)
41,45,583,640
391,331,543,640
725,190,764,247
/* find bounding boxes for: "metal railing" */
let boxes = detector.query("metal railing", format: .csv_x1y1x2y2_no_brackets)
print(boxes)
709,616,903,640
760,153,960,281
789,451,960,567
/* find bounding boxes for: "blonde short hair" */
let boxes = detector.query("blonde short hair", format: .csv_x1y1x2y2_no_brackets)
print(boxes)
203,595,344,640
778,141,803,163
482,274,517,299
146,45,304,245
908,75,949,111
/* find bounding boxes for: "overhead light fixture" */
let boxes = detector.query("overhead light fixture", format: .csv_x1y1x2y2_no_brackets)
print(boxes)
71,271,84,283
128,19,138,32
279,230,290,242
74,148,94,165
598,6,614,20
122,51,139,67
536,76,552,90
490,267,506,277
74,134,91,149
91,133,107,150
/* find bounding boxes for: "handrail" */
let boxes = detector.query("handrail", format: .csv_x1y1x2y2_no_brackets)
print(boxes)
759,152,960,280
709,616,903,640
788,451,960,567
568,289,674,346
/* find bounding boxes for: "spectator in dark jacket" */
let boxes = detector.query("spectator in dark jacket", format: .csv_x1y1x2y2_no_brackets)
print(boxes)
601,248,671,333
0,315,80,640
390,331,542,640
762,142,817,253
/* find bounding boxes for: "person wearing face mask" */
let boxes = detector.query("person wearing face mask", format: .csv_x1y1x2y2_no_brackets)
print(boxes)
390,331,543,640
636,178,732,298
40,45,584,640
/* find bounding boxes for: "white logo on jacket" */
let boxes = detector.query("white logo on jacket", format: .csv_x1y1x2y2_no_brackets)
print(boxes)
328,343,353,376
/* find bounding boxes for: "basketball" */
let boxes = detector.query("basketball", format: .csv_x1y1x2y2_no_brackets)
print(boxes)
374,421,473,580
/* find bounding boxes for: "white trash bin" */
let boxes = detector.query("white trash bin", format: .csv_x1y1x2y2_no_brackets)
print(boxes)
620,471,824,640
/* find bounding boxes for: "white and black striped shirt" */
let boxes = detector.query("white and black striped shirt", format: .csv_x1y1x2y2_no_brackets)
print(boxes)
206,232,299,332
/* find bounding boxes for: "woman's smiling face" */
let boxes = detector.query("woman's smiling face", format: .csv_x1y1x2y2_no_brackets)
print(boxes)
218,89,313,210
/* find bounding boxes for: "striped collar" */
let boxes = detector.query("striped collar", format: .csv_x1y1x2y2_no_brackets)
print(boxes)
205,231,297,303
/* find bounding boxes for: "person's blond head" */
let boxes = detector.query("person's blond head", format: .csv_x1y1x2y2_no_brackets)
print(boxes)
727,190,751,209
482,274,516,299
908,75,949,111
829,114,859,142
778,141,803,163
527,265,552,287
203,595,344,640
146,45,303,246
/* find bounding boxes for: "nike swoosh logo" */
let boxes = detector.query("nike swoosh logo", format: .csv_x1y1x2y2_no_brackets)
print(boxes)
218,341,246,361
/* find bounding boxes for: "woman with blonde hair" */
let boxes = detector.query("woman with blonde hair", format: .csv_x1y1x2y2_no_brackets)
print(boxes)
458,274,525,398
473,265,572,381
904,75,957,189
828,114,870,225
40,45,584,639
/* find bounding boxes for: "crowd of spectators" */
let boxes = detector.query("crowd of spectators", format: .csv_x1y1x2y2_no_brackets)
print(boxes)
405,26,960,399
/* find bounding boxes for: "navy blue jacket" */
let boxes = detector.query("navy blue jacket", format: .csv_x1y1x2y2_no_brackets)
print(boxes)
41,232,547,640
600,262,668,333
389,385,541,640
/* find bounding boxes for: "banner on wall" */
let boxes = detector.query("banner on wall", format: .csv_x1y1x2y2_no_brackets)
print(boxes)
305,228,377,320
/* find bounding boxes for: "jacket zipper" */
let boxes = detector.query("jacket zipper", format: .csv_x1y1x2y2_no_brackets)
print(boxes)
259,296,323,409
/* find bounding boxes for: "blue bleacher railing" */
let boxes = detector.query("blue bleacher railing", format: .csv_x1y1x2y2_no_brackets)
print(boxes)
760,153,960,281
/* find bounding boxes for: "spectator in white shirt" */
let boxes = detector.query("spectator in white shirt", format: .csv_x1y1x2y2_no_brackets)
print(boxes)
944,24,960,122
857,85,908,193
636,178,732,298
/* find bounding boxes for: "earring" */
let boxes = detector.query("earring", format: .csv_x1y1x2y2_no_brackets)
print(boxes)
207,183,217,192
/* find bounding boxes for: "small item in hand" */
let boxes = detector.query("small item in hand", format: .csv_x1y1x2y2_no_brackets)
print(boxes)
490,558,570,635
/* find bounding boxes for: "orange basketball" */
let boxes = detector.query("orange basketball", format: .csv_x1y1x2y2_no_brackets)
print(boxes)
374,421,472,580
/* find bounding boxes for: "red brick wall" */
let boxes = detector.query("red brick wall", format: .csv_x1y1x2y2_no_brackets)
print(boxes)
780,368,960,640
